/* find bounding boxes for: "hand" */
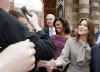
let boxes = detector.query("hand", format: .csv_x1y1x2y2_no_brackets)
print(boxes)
38,60,54,72
46,59,57,72
38,60,48,68
0,39,36,72
48,59,57,69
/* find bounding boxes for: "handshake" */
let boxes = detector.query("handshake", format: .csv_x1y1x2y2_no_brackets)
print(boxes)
0,39,36,72
38,59,61,72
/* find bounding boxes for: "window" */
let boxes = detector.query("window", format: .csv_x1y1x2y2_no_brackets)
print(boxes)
56,0,64,17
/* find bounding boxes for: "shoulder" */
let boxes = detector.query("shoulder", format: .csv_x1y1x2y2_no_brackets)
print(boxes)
95,32,100,35
95,32,100,40
67,37,76,42
43,28,49,31
50,35,57,42
50,35,56,39
65,37,76,46
92,43,100,49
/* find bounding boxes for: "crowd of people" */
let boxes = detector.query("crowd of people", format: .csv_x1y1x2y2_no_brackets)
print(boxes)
0,1,100,72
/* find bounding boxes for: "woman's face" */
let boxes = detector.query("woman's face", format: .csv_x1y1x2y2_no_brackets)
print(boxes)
78,20,89,36
55,21,64,33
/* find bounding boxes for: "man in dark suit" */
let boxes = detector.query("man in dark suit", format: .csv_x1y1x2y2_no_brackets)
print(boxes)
95,32,100,44
91,43,100,72
43,13,56,36
31,14,55,72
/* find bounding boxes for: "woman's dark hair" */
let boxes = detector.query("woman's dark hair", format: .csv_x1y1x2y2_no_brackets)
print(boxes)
53,17,70,34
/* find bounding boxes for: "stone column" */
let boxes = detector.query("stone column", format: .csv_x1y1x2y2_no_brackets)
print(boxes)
79,0,90,19
41,0,44,28
9,0,14,10
64,0,73,29
72,0,79,27
90,0,100,32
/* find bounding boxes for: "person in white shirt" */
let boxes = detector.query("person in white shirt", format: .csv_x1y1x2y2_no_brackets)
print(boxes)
45,13,56,36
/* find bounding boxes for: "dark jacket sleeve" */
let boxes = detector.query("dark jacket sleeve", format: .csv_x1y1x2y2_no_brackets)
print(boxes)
42,28,49,36
0,8,26,51
29,30,54,60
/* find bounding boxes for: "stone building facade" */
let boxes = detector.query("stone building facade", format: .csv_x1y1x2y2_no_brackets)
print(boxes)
10,0,100,31
57,0,100,31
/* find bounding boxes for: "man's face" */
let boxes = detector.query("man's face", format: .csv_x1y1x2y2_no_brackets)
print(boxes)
46,14,55,27
0,0,9,11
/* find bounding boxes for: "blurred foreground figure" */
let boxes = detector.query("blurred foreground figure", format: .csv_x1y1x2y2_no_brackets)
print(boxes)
0,39,36,72
0,0,36,72
0,8,36,72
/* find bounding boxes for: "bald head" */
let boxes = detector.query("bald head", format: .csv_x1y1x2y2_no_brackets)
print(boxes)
0,0,9,11
46,13,55,27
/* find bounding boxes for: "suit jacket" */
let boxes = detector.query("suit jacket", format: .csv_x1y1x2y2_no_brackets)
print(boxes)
95,32,100,41
91,43,100,72
29,29,54,72
42,28,49,36
30,31,54,60
43,27,56,36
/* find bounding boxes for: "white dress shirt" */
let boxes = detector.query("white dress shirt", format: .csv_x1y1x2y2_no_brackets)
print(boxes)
49,27,56,36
